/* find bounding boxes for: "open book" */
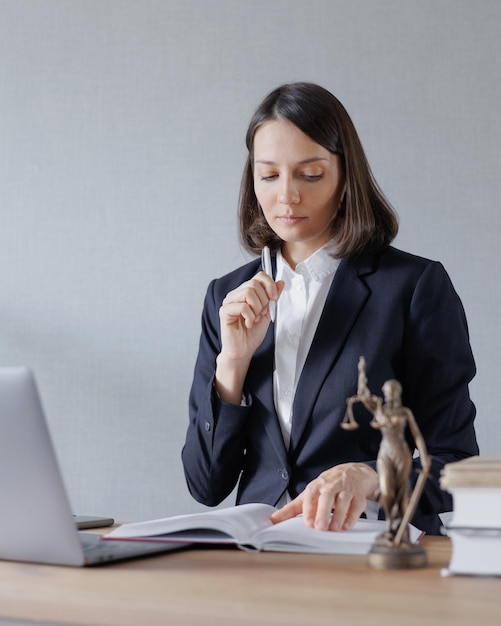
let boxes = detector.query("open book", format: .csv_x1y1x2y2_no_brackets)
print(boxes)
104,503,423,554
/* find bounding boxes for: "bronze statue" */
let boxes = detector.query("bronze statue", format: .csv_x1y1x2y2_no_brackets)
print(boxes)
343,357,430,568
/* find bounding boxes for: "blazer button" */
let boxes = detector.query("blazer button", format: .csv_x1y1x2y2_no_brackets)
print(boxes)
204,421,211,432
281,469,288,481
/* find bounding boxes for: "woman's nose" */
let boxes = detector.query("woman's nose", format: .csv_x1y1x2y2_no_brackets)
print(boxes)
278,178,300,205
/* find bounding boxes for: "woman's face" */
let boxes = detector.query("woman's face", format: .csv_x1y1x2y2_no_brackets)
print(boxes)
253,118,345,267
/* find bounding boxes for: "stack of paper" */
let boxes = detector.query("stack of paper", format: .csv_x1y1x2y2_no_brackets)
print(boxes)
440,456,501,576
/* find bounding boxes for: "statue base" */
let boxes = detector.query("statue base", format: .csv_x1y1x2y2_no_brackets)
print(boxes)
367,541,428,570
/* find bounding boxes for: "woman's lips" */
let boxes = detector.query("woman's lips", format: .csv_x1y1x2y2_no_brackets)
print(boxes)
278,216,306,225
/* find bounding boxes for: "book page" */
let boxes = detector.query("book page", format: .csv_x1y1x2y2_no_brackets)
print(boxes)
255,516,422,554
107,503,277,546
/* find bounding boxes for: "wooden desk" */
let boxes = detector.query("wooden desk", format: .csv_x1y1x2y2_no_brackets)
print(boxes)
0,537,499,626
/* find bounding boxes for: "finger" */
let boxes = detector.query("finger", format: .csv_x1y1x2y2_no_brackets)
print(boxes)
223,289,266,320
329,491,354,531
271,496,303,524
330,492,367,531
221,279,272,326
219,301,261,329
256,271,280,302
239,279,273,317
314,486,336,531
301,482,321,528
342,499,366,530
255,274,286,319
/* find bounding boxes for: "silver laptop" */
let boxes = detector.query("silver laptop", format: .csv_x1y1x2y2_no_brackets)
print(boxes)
0,367,189,566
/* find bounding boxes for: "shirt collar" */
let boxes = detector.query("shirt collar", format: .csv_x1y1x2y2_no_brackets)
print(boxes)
276,239,340,282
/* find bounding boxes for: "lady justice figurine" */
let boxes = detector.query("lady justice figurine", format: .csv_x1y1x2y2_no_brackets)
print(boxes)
342,357,431,568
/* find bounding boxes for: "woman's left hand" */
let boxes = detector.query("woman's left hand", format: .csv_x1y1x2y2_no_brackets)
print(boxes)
270,463,379,531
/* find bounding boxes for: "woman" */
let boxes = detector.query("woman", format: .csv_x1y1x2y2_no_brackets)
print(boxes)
182,82,478,535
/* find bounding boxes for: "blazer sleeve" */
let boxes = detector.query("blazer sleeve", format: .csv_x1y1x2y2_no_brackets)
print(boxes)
181,278,251,506
401,260,478,522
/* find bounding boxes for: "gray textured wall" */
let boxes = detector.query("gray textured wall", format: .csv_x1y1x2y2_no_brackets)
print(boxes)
0,0,499,521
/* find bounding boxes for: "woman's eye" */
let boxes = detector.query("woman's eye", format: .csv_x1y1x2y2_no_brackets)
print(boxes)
303,174,323,181
260,174,278,181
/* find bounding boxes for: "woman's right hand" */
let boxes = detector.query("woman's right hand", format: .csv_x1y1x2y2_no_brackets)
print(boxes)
215,272,283,404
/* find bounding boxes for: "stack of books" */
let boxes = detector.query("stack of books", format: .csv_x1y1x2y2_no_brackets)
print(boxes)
440,456,501,576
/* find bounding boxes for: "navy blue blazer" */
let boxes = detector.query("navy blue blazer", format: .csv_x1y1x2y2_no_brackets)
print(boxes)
182,246,478,535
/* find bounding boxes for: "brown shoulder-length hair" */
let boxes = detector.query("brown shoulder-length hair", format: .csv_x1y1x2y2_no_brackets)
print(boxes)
238,82,398,258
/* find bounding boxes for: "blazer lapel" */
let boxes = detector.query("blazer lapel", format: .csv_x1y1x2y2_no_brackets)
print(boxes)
250,322,289,464
289,254,375,452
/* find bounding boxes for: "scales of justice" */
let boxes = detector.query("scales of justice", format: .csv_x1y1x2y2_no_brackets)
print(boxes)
342,357,431,569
